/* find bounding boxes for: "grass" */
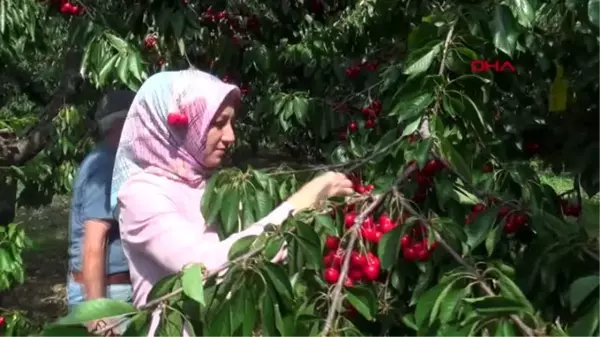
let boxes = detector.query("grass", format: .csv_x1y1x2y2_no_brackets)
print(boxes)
1,172,597,327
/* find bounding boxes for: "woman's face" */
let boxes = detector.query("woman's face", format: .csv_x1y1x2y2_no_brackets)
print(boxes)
203,104,236,168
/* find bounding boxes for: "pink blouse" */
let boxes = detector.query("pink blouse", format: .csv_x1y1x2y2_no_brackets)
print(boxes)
116,171,295,309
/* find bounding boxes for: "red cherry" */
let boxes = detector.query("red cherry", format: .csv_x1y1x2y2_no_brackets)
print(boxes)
0,316,4,326
429,240,439,250
361,226,377,242
417,248,430,261
372,231,383,243
514,213,528,226
365,184,375,192
498,206,511,218
525,142,540,154
472,203,486,213
422,159,439,175
403,247,417,261
348,121,359,132
348,268,364,281
378,219,396,234
343,277,354,287
365,252,380,269
167,113,182,125
362,216,375,228
400,235,411,247
344,212,357,228
412,242,423,252
325,236,340,250
570,204,582,217
361,107,374,117
416,174,430,187
504,221,518,233
323,252,334,266
482,163,494,173
371,100,382,113
69,4,80,14
365,119,376,129
350,251,367,267
332,250,344,267
338,130,348,140
324,268,340,284
363,265,380,281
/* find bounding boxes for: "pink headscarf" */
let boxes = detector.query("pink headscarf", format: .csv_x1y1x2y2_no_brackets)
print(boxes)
111,69,240,211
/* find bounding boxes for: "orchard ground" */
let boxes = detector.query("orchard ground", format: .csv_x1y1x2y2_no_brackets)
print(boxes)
2,169,598,327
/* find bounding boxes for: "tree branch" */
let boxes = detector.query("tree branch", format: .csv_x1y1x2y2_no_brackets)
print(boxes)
0,50,85,166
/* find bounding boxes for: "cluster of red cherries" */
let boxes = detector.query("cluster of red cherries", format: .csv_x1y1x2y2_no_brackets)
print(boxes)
321,178,442,287
408,158,447,202
51,0,85,15
338,99,382,140
200,8,260,46
344,59,381,77
465,198,530,234
560,199,582,217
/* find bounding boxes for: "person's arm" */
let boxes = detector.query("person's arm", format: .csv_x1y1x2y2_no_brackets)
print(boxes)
118,178,294,274
79,170,115,301
82,219,110,300
117,172,352,275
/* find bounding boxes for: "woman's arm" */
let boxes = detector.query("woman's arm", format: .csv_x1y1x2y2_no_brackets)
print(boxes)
118,179,295,274
118,171,352,275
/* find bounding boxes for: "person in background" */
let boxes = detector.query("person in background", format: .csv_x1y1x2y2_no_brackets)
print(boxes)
66,90,136,336
110,69,354,336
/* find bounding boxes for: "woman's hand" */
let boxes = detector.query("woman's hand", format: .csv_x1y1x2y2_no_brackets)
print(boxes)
287,171,354,211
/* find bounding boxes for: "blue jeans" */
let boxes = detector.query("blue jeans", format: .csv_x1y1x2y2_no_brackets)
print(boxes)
67,273,133,333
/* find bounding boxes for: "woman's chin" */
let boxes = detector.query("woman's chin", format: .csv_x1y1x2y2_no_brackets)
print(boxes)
204,155,224,168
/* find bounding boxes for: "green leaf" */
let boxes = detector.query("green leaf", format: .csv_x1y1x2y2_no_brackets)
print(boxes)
104,33,128,51
430,279,461,326
220,188,240,236
494,319,518,336
182,264,205,306
485,224,503,256
228,235,257,261
413,138,434,169
261,287,278,336
569,275,600,313
98,54,118,85
464,296,529,315
510,0,535,27
568,300,599,336
261,262,295,306
465,206,499,250
377,225,404,269
146,274,180,301
403,42,442,75
489,268,534,312
201,175,221,223
490,5,519,57
254,190,274,219
315,215,338,235
439,288,467,324
41,325,94,336
122,312,151,336
391,92,435,123
589,0,599,27
58,299,137,325
294,221,323,270
156,307,184,336
438,138,472,184
345,286,377,321
415,282,447,328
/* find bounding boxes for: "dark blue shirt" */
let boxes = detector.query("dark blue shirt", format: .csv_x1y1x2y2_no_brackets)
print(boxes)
67,143,129,275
